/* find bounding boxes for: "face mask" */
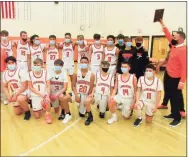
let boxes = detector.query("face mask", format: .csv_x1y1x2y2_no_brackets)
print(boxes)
78,40,84,45
8,64,16,71
102,68,109,73
34,40,40,45
65,39,71,43
107,41,113,46
95,40,100,44
136,43,142,47
22,38,27,42
32,66,41,72
50,40,55,45
171,39,178,45
118,39,124,45
121,67,129,74
145,71,153,78
126,42,132,47
80,63,88,69
54,66,62,72
1,37,7,41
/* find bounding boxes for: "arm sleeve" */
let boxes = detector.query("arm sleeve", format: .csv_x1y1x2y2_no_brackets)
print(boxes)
163,27,173,43
178,48,186,83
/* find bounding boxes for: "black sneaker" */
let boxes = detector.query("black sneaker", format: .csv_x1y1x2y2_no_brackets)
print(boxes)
164,114,173,119
133,118,142,127
79,112,85,117
99,112,105,118
85,116,93,126
24,111,31,120
58,114,65,120
169,120,181,127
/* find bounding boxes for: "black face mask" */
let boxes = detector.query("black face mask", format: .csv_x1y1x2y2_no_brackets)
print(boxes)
136,43,142,47
102,68,109,73
171,39,178,45
22,38,27,42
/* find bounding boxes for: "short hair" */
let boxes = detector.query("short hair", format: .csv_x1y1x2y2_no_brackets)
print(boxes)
0,30,9,36
77,35,80,38
49,35,56,39
101,61,110,67
80,56,89,62
54,59,64,66
117,34,124,39
65,33,71,37
145,64,156,71
30,34,39,44
124,37,131,42
121,60,131,66
135,36,143,42
107,35,115,41
20,31,27,36
177,31,186,40
79,35,84,39
93,34,101,40
5,56,16,63
33,58,43,66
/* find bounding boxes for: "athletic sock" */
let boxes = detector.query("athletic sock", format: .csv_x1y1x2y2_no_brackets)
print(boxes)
61,109,65,115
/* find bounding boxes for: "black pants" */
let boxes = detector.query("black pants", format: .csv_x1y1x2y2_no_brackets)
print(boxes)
164,72,184,121
162,71,170,105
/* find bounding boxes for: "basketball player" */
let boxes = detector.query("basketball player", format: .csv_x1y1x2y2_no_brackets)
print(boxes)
28,58,52,124
104,35,119,75
48,59,70,123
107,61,137,124
133,64,163,127
89,34,104,75
3,56,31,120
94,61,114,118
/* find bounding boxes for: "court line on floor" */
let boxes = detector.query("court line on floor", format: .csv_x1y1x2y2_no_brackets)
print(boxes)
19,118,81,156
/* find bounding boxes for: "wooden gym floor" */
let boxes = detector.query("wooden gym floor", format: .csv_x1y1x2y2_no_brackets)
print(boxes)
1,64,187,156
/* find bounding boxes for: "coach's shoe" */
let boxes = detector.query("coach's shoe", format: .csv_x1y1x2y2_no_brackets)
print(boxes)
24,111,31,120
99,112,105,118
107,116,117,124
164,114,173,119
45,114,52,124
85,115,93,126
169,120,181,127
62,114,72,124
158,104,168,109
180,111,186,119
58,114,65,120
79,112,85,117
133,118,142,127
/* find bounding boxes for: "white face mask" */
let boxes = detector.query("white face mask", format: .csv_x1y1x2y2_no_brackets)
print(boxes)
145,71,153,78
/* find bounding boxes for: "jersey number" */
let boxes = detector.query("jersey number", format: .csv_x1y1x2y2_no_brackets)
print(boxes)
108,57,111,62
123,89,129,96
147,93,151,99
66,52,69,57
50,55,56,60
21,50,26,56
79,85,87,94
97,54,101,60
101,87,105,94
12,83,18,89
55,86,59,91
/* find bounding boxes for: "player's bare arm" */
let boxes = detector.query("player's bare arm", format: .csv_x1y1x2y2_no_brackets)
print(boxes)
131,75,138,109
88,73,95,96
88,45,92,62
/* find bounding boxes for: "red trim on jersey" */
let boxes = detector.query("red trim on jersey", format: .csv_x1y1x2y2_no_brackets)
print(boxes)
8,66,18,77
48,46,56,50
33,69,43,78
32,45,40,50
20,40,28,45
121,74,131,83
1,41,10,47
107,46,116,52
144,76,155,86
93,44,101,50
100,72,110,81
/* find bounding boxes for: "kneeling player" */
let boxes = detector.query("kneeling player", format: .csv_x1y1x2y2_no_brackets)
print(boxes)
3,56,31,120
94,61,114,118
108,61,137,124
133,64,162,127
28,58,52,124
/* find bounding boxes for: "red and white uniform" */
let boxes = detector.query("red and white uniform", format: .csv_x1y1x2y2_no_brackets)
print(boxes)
1,41,13,57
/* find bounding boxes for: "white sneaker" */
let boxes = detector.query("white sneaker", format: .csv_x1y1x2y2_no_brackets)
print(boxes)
62,114,72,124
107,116,117,124
3,100,9,105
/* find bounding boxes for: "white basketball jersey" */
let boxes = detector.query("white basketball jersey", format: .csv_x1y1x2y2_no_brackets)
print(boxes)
16,40,30,62
29,70,47,97
62,43,74,68
1,41,13,57
30,45,43,66
96,72,113,96
139,76,159,104
104,47,117,65
118,74,135,98
46,47,59,65
90,45,104,65
76,70,91,95
78,45,88,63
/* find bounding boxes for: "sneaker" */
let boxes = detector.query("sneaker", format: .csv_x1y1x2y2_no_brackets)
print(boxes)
79,112,85,117
85,116,93,126
133,118,142,127
3,100,9,105
62,114,72,124
164,114,174,119
180,111,186,118
99,112,105,118
45,114,52,124
58,114,65,120
107,116,117,124
158,104,168,109
24,111,31,120
169,120,181,127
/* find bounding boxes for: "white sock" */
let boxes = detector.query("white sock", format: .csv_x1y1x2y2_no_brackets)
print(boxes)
112,113,117,118
137,109,142,119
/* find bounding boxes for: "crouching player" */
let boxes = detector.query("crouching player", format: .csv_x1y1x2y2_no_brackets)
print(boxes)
94,61,114,118
133,64,163,127
3,56,31,120
108,61,137,124
28,58,52,124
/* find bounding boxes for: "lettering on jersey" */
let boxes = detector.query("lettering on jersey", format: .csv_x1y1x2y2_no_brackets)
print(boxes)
77,80,90,86
120,85,132,89
143,88,156,92
9,79,18,83
19,47,28,50
64,48,72,51
94,51,103,54
98,83,110,88
50,81,64,85
106,53,115,57
48,51,58,55
33,81,45,85
33,51,42,55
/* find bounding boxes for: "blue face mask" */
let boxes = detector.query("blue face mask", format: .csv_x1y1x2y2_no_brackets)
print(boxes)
145,71,153,78
8,64,16,71
107,41,113,46
1,36,7,41
126,42,132,47
65,39,71,43
95,40,100,44
34,40,40,45
80,63,88,69
50,40,55,45
54,66,62,72
121,67,129,74
78,40,84,45
118,39,124,45
32,66,41,72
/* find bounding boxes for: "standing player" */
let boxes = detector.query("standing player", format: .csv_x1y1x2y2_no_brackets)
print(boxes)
107,61,137,124
94,61,114,118
3,56,31,120
104,35,119,75
28,58,52,124
133,64,163,127
89,34,104,75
